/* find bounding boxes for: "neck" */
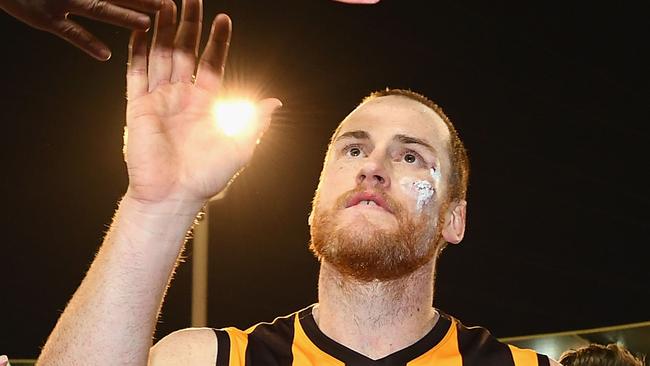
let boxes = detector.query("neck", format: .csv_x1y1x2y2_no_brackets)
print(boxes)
314,259,438,360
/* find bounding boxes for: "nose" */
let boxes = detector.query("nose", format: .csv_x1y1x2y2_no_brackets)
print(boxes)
356,155,391,189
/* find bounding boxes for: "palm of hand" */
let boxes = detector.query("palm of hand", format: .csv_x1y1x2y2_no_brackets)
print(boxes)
124,5,279,205
125,83,247,203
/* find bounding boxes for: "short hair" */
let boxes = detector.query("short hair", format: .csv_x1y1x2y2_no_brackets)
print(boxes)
559,343,646,366
362,88,470,202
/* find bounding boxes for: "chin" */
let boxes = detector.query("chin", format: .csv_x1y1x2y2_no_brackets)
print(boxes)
310,204,443,282
334,207,399,232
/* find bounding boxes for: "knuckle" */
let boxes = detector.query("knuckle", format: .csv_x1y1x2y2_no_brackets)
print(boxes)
88,0,107,16
152,49,173,60
121,12,135,24
59,23,84,40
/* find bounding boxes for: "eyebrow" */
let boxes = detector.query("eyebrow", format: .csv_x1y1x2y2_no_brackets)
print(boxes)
394,134,437,154
335,130,437,154
335,130,370,141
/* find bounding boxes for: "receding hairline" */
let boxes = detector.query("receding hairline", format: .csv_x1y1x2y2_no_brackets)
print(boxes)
331,94,451,142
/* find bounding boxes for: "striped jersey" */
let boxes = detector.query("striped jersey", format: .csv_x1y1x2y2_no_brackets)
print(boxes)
212,305,550,366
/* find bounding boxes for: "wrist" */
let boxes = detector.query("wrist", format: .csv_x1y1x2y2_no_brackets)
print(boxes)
111,192,206,250
122,188,207,217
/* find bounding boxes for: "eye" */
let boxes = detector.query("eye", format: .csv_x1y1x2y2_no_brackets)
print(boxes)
343,145,364,158
403,153,417,164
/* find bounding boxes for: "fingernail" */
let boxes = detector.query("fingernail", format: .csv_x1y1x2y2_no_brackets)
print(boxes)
272,98,283,109
138,15,151,29
96,47,111,61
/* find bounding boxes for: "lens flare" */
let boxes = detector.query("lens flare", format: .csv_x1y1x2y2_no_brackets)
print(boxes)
212,100,257,137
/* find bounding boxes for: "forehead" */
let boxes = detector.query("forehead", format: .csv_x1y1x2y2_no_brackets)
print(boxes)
334,95,452,149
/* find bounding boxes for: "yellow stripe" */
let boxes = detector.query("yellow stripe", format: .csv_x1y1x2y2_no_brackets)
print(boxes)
509,344,540,366
409,318,462,366
292,313,345,366
224,327,249,366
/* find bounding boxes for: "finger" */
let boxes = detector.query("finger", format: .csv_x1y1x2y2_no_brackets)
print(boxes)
127,31,149,100
170,0,202,83
148,0,177,91
333,0,380,3
195,14,231,93
72,0,151,30
246,98,283,146
0,355,8,366
109,0,163,13
50,19,111,60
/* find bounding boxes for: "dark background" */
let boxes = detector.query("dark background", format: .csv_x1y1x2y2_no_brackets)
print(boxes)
1,0,648,359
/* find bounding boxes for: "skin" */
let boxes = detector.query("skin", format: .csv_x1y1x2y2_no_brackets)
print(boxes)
147,99,470,363
310,97,562,364
0,0,162,60
311,96,466,358
0,0,378,61
34,1,563,364
146,97,564,365
334,0,380,3
36,0,280,364
314,96,456,233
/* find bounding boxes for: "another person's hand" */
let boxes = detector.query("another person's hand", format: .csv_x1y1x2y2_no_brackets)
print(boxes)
333,0,380,3
0,0,162,60
124,0,281,206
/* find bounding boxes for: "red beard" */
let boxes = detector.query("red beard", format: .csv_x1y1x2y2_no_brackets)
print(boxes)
309,187,444,282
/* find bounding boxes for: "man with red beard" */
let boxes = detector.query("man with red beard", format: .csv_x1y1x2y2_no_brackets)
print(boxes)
37,0,562,365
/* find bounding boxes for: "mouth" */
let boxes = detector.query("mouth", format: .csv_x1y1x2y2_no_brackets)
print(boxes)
345,191,393,213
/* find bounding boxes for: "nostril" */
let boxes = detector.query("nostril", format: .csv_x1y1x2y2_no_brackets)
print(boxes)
374,175,385,184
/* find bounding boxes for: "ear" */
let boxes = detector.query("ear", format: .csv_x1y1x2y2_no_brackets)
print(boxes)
442,199,467,244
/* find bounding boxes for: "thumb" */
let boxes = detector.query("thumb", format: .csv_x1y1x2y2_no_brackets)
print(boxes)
254,98,283,143
0,354,9,366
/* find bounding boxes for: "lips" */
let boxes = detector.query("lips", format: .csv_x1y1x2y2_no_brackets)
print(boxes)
345,191,393,213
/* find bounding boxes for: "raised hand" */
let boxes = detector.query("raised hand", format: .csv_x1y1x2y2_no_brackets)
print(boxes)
0,0,162,60
124,0,281,205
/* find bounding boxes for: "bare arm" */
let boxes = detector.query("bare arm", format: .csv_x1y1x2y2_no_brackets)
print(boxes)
36,0,281,364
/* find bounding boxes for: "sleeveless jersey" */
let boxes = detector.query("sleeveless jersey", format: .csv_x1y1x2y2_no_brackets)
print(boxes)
212,305,550,366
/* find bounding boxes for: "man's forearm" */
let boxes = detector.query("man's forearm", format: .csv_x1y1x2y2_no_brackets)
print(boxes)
37,192,205,366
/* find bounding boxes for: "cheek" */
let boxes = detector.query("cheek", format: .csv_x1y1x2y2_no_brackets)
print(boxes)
399,176,436,213
317,163,356,205
430,168,441,182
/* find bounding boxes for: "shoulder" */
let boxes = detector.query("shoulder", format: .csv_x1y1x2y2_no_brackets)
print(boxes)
445,314,558,366
149,327,217,366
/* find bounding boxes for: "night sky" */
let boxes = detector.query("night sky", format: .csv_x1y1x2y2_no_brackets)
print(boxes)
1,0,648,359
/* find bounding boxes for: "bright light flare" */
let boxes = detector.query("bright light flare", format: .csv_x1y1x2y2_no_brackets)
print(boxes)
212,100,257,137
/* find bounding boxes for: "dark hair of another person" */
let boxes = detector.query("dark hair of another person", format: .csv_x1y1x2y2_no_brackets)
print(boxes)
559,343,645,366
